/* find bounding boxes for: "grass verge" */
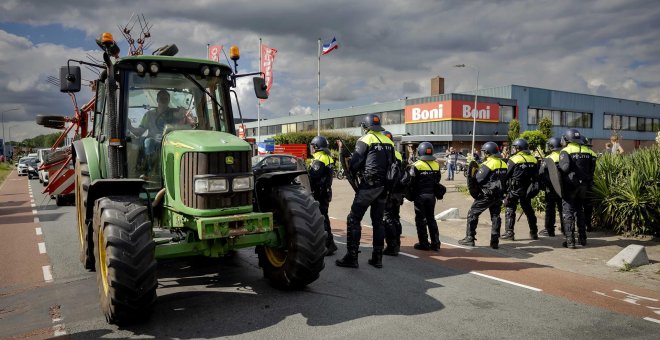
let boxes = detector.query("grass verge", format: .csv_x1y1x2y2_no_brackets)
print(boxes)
0,162,13,187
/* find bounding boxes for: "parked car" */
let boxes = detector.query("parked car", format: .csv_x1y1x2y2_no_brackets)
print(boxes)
37,148,51,185
17,157,34,176
27,158,40,179
251,154,311,192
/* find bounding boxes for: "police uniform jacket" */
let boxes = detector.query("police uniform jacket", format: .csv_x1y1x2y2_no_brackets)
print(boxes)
308,150,334,197
349,130,395,186
409,158,440,196
506,151,538,197
475,155,508,198
539,150,560,188
559,142,597,187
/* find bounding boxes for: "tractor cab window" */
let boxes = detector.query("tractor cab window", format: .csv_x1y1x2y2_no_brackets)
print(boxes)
123,71,231,185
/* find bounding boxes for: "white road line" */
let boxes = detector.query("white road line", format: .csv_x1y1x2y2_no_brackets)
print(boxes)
443,243,473,250
335,240,346,244
42,265,53,282
329,216,338,220
30,199,34,203
34,217,39,223
32,209,38,215
38,242,47,254
643,317,660,324
36,227,42,235
399,252,419,259
470,271,542,292
31,203,36,208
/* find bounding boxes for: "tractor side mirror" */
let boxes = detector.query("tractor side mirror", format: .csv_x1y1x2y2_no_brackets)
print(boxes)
60,66,81,93
253,77,268,99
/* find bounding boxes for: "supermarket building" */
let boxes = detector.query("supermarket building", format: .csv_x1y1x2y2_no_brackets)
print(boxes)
241,77,660,156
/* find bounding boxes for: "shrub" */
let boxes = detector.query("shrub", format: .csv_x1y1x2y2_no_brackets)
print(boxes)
519,130,547,151
538,117,553,140
273,131,358,158
591,146,660,236
508,119,520,144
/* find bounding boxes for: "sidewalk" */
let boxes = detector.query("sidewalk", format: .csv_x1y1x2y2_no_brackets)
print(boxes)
329,176,660,293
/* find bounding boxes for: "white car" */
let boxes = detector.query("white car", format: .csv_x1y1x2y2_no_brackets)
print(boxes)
37,148,51,185
17,157,33,176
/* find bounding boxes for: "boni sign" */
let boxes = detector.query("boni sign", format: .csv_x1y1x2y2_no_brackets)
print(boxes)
405,100,499,124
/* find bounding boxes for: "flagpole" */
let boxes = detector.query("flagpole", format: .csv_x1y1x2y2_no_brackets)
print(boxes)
258,38,262,142
206,44,209,60
317,38,321,137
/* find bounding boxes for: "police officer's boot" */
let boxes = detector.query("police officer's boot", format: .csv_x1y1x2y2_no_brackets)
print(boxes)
325,239,338,256
578,233,587,246
490,235,499,249
563,231,576,249
383,238,399,256
458,236,475,247
336,248,359,268
368,247,383,268
430,231,441,251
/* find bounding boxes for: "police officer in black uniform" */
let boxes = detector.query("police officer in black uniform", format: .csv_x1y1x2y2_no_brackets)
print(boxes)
559,129,597,248
409,142,442,251
502,138,539,240
459,142,508,248
308,135,337,256
336,114,395,269
539,137,564,237
382,131,407,256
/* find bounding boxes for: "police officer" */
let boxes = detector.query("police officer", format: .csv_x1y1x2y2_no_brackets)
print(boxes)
382,131,407,256
459,142,507,249
501,138,539,240
539,137,564,237
336,113,395,268
308,135,337,256
409,142,442,251
559,129,597,248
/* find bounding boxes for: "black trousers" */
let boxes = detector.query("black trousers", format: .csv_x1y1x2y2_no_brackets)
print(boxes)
505,195,538,235
346,185,387,252
544,188,564,233
315,193,334,245
384,195,402,246
562,185,589,238
466,195,502,238
414,194,439,245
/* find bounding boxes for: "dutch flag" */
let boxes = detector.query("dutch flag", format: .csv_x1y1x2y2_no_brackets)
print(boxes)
321,37,339,55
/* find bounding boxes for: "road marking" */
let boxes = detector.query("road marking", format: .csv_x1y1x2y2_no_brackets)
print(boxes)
443,243,473,250
31,203,36,208
34,217,39,223
36,227,42,235
38,242,47,254
32,209,38,215
329,216,338,220
42,265,53,282
470,271,542,292
30,199,34,203
399,252,419,259
335,240,346,244
644,317,660,324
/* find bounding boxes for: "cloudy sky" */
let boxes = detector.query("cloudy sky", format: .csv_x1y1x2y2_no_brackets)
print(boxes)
1,0,659,142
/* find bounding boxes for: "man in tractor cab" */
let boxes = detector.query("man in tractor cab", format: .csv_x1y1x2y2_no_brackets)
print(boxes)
128,89,189,177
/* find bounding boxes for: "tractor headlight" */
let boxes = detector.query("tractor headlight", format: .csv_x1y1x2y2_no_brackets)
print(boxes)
194,177,228,194
232,176,253,192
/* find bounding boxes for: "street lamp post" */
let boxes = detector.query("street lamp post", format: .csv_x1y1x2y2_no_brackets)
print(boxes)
454,64,479,157
2,107,20,158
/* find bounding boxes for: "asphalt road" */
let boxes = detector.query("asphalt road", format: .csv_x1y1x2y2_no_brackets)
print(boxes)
0,171,658,339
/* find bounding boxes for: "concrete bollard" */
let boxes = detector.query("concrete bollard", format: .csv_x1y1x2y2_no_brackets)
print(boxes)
606,244,649,269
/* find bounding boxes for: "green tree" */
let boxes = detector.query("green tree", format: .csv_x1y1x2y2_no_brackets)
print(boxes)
508,119,520,144
538,116,553,139
519,130,547,151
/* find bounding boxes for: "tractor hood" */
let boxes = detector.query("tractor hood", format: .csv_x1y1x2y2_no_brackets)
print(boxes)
163,130,251,153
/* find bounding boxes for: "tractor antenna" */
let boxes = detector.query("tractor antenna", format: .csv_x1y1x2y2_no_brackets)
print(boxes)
119,13,152,56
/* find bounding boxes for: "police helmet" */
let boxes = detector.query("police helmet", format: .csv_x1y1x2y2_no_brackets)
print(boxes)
360,113,384,131
512,138,529,152
383,130,393,141
562,128,582,145
310,135,330,153
481,141,500,156
546,137,562,151
581,135,592,147
416,142,435,161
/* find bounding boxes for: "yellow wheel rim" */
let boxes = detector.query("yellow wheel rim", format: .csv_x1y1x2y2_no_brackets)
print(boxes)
98,229,109,296
264,247,286,268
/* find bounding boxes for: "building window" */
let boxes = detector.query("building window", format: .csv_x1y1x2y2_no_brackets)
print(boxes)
302,120,315,131
527,108,538,125
583,112,592,128
604,114,612,129
646,118,653,132
268,125,281,135
260,126,268,135
637,117,645,132
621,116,629,130
654,118,660,131
500,106,514,123
321,118,334,130
540,109,552,121
334,117,346,129
629,116,637,131
552,110,561,126
348,114,366,129
381,110,403,125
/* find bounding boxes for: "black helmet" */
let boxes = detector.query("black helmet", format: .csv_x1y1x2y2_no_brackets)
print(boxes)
562,128,582,145
310,135,330,153
360,113,384,131
512,138,529,152
416,142,435,161
546,137,562,151
383,130,393,140
481,141,500,156
581,135,592,147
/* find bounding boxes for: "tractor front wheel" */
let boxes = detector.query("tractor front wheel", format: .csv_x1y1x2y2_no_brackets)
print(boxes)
257,185,326,289
75,159,94,270
93,196,157,325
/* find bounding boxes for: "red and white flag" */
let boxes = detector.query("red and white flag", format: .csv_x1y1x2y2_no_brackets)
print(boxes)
260,44,278,101
208,44,223,62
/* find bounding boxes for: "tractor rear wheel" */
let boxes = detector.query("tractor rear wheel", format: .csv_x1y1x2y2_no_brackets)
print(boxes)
93,196,157,325
257,185,326,289
75,159,94,270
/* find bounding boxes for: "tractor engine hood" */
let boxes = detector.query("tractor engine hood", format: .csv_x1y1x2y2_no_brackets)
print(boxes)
162,130,251,152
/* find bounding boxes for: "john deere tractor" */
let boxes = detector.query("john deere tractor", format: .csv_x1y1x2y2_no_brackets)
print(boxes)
58,34,326,324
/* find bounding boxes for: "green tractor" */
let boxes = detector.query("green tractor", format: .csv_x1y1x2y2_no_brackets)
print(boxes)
59,34,326,324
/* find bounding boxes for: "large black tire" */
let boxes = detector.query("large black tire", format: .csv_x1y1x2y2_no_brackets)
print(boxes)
75,159,94,270
35,115,66,129
257,185,326,289
92,196,157,325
